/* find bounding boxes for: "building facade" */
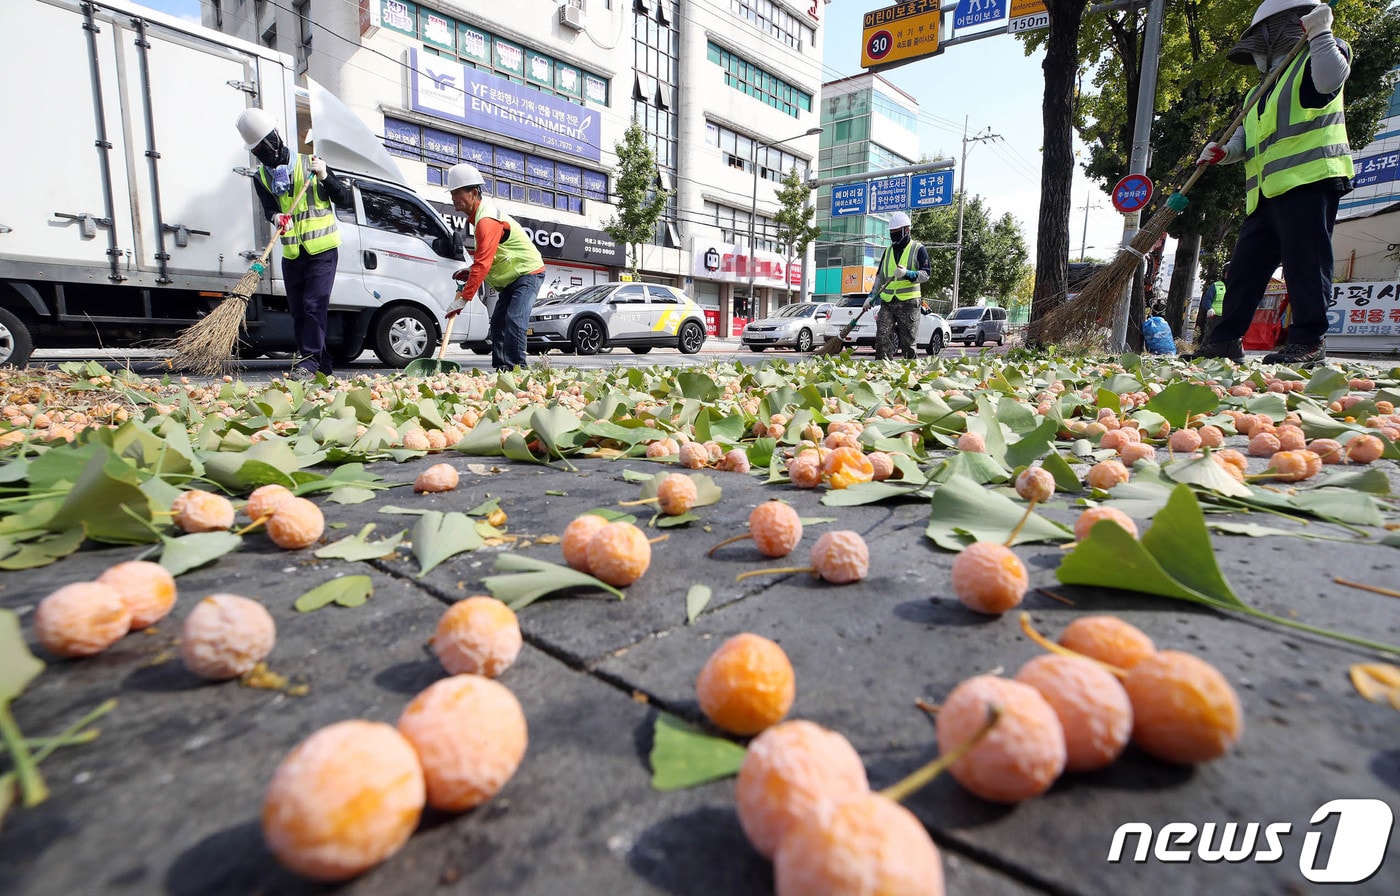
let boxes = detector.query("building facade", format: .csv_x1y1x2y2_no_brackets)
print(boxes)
811,73,920,300
1334,73,1400,282
203,0,826,337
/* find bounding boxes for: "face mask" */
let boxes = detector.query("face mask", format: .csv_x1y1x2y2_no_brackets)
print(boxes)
269,164,292,196
1253,51,1270,73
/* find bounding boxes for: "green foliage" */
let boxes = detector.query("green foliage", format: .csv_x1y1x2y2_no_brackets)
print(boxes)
602,119,672,278
772,167,822,302
910,193,1030,307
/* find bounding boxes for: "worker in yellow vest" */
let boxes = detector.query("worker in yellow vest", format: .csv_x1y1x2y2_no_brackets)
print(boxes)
1190,0,1353,366
445,164,546,371
863,211,930,360
235,108,352,380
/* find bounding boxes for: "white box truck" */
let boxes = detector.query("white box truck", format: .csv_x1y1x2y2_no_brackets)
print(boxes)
0,0,493,369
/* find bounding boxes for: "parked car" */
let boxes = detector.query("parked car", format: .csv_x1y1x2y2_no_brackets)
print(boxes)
525,282,707,355
741,301,835,352
822,295,950,356
947,305,1008,346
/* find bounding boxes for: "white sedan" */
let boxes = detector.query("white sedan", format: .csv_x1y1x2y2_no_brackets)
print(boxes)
823,296,951,356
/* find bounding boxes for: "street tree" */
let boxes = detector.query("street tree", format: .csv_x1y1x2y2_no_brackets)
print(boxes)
602,119,671,279
772,167,822,304
911,193,1030,306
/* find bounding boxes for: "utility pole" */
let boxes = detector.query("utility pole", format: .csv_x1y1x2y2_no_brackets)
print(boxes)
1077,190,1101,262
952,118,999,309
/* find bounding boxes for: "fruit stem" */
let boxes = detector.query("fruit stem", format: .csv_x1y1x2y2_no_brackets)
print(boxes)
914,698,940,716
1004,500,1038,547
0,729,100,757
234,514,272,536
879,704,1002,804
647,534,670,545
735,566,813,582
1018,612,1128,680
0,702,46,808
619,497,659,507
1237,605,1400,657
706,533,754,557
1334,577,1400,600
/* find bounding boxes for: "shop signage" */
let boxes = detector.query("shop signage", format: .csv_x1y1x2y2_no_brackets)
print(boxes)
690,238,802,289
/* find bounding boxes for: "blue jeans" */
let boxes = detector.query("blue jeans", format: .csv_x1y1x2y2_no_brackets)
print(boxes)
490,271,543,370
282,246,337,374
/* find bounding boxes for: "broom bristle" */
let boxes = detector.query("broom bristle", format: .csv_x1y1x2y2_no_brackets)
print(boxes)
166,295,250,376
231,266,263,297
1029,204,1182,347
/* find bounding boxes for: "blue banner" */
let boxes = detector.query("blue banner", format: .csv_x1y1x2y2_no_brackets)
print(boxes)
954,0,1005,29
831,183,868,217
409,48,601,162
910,170,954,208
869,175,910,213
1353,149,1400,189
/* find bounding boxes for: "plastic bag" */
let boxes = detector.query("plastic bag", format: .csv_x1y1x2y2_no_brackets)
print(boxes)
1141,315,1176,355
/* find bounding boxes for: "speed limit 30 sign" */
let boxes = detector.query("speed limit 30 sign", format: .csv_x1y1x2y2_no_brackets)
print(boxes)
861,1,941,69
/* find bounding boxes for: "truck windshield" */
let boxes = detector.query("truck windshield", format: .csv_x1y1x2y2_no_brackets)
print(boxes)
359,185,451,243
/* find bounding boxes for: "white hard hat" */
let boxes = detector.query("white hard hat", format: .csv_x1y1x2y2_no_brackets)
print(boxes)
235,107,278,149
446,163,485,192
889,211,912,230
1242,0,1318,37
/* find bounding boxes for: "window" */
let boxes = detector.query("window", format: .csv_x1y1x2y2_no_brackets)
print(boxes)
260,23,276,49
293,0,312,57
633,0,679,247
707,42,811,117
360,186,451,243
647,286,681,304
613,284,648,303
729,0,813,50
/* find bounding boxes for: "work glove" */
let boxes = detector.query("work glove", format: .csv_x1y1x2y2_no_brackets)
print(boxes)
863,294,877,310
1196,142,1226,167
309,156,328,179
1301,4,1333,39
446,294,470,319
896,265,908,280
274,213,292,233
452,268,472,283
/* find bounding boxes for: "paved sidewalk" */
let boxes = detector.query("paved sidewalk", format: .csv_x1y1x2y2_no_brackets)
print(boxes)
1,454,1398,895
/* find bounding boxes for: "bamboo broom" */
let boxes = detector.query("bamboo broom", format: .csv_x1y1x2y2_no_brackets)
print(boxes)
168,176,313,375
1029,22,1318,348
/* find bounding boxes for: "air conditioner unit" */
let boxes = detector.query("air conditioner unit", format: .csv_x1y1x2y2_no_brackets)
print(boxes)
558,2,585,30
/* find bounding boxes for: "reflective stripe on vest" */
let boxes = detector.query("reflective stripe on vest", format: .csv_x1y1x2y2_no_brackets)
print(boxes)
1211,281,1225,315
475,199,545,289
877,241,921,302
1242,46,1354,215
260,154,341,260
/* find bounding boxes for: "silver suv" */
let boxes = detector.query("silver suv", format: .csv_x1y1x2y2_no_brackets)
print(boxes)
526,282,708,355
947,305,1008,346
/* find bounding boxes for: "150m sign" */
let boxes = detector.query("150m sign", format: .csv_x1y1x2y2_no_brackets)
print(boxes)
861,1,941,69
1007,0,1049,33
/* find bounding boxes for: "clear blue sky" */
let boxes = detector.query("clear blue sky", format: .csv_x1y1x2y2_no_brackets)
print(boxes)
141,0,1132,263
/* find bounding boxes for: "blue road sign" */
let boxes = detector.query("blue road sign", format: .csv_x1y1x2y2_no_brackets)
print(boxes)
954,0,1006,29
869,175,910,213
1112,173,1154,213
831,183,868,217
910,170,954,208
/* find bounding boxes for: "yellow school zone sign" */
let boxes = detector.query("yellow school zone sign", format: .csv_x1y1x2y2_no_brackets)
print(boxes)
861,1,942,69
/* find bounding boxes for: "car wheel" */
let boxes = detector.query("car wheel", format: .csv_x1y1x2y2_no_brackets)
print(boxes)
976,330,986,347
927,330,944,356
997,333,1006,346
629,346,652,354
0,307,33,368
749,345,766,352
678,320,705,354
795,328,813,352
372,304,435,368
570,317,604,355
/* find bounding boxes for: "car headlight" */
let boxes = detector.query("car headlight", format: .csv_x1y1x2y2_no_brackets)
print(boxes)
532,312,570,321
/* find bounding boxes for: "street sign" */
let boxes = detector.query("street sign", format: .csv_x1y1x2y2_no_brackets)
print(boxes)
869,175,910,213
954,0,1006,29
831,182,869,217
1006,0,1048,34
910,170,955,208
1111,173,1154,213
861,1,941,69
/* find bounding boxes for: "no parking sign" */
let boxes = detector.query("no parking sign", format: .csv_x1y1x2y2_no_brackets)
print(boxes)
1112,174,1153,213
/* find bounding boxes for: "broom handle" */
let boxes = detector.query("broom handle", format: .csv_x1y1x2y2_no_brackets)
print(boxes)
1177,13,1328,200
438,313,456,361
840,300,875,337
248,173,316,271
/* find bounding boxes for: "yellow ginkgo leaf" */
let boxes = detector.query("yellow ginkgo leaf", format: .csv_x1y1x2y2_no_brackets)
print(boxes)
1349,663,1400,705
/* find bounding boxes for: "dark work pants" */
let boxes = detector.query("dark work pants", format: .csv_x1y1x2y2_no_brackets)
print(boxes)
491,270,543,370
875,298,919,360
282,247,337,375
1212,184,1340,348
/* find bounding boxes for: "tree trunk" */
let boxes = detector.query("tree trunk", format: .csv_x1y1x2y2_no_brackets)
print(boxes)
1166,230,1201,337
1029,1,1089,338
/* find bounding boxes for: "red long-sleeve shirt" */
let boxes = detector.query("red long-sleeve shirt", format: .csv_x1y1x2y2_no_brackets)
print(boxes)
458,213,504,301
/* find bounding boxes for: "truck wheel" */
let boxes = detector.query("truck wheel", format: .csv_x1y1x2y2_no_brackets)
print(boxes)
678,321,705,354
0,307,34,368
373,305,435,368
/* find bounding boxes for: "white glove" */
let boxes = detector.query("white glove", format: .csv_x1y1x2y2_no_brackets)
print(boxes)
446,294,469,318
1301,4,1333,39
1196,142,1226,166
863,294,877,310
309,156,328,179
896,265,908,280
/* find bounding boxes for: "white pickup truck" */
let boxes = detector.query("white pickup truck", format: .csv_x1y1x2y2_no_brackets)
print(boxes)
0,0,493,368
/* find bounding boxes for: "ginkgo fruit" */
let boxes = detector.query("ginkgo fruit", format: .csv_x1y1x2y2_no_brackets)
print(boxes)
695,633,796,735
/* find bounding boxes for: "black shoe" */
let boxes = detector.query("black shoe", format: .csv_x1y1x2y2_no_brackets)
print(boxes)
1183,339,1244,362
1262,342,1326,366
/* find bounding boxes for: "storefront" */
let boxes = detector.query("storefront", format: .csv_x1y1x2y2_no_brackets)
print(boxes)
432,203,625,292
690,237,803,336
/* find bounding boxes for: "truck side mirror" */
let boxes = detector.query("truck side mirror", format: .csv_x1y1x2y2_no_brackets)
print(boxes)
433,231,465,261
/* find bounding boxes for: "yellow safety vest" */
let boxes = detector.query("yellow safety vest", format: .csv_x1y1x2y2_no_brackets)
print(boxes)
260,154,341,260
1211,281,1225,315
877,241,921,303
474,199,544,289
1242,47,1354,215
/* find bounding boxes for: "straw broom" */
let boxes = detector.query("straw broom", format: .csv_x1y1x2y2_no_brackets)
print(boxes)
1030,26,1316,348
168,177,312,375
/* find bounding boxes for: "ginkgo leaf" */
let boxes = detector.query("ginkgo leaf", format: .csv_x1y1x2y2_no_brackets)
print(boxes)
295,575,373,612
482,554,624,611
926,474,1072,550
686,584,713,623
1350,664,1400,707
412,512,484,577
1160,452,1253,498
160,531,243,577
315,524,406,561
649,714,746,791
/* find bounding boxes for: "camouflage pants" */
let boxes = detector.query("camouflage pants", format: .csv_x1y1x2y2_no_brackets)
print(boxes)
875,298,919,360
